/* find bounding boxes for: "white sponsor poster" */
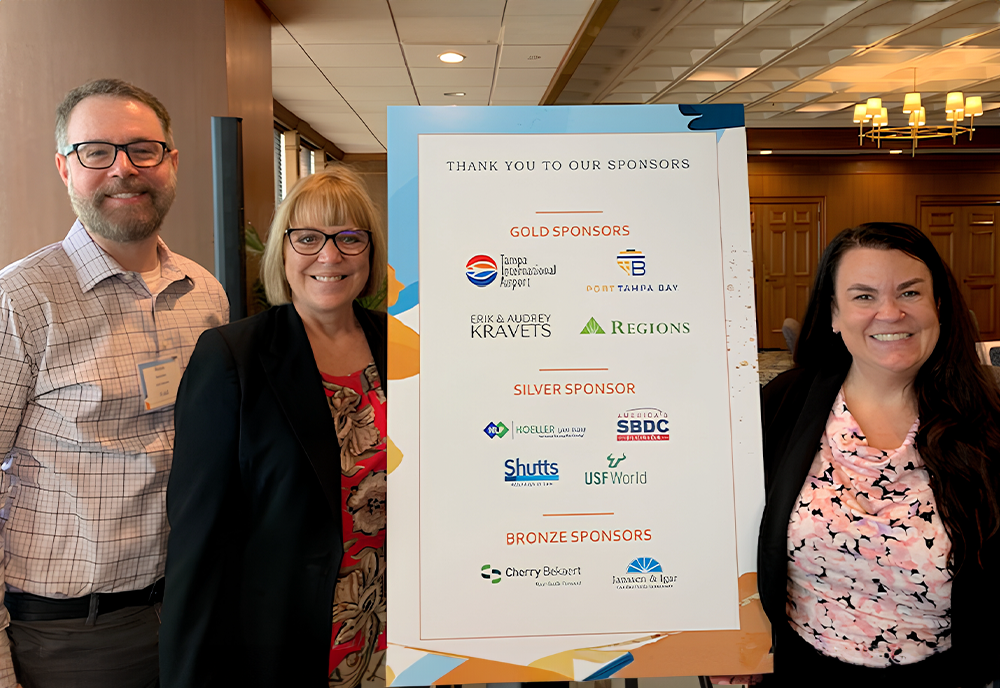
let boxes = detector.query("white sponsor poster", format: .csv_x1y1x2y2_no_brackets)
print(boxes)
387,106,769,685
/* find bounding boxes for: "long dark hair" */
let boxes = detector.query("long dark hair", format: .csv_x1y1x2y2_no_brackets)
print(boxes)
796,221,1000,570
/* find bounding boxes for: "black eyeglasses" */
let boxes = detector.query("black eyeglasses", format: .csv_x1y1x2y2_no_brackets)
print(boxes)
285,228,372,256
64,141,171,169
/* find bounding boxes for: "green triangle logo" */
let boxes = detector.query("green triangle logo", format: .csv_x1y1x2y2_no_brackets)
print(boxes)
581,317,605,334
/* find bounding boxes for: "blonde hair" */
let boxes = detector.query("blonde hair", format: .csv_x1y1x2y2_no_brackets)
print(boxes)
261,166,386,306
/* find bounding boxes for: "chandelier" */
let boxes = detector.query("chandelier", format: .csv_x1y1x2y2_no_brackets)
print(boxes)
852,74,983,156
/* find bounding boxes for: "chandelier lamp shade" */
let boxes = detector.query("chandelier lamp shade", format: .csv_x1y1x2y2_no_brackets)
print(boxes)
853,88,983,156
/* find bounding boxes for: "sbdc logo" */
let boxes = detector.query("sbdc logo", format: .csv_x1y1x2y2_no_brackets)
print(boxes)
617,407,669,442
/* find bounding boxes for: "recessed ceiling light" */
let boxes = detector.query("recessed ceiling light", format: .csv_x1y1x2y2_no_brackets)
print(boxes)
760,150,773,155
444,92,466,97
438,52,465,64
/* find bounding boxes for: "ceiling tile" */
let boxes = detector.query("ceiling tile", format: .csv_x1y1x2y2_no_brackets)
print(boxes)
401,44,499,69
409,68,495,87
495,68,555,88
418,93,491,105
268,0,397,44
504,0,594,16
272,44,315,68
272,22,296,45
389,0,504,17
336,86,423,102
500,45,568,69
319,67,413,87
394,17,502,44
504,14,585,45
491,85,548,102
303,44,406,68
272,67,331,88
273,85,343,102
279,98,352,114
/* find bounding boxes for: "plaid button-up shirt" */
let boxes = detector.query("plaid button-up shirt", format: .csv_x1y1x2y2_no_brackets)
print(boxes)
0,221,228,608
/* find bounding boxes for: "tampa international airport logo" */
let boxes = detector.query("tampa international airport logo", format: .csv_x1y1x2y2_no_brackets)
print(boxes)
466,255,498,286
481,564,501,584
617,249,646,276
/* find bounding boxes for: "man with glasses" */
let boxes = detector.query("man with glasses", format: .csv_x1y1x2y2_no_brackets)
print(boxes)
0,79,228,687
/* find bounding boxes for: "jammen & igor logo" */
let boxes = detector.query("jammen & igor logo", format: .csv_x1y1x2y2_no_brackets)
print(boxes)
466,255,498,286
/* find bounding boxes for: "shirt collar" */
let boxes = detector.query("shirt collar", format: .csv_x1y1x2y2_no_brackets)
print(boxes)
63,220,190,292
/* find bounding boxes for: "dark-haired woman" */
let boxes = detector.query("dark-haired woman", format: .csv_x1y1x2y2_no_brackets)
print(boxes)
756,222,1000,686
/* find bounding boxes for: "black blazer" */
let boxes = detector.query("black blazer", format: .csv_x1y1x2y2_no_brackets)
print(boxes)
758,366,999,684
160,303,387,688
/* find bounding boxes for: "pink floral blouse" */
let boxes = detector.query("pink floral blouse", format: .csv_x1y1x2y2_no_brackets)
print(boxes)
321,364,387,688
786,388,952,667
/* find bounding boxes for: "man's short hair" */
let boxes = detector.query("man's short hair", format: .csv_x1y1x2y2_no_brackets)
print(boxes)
55,78,174,152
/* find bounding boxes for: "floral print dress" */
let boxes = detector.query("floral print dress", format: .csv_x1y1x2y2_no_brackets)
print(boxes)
786,388,952,667
321,363,387,688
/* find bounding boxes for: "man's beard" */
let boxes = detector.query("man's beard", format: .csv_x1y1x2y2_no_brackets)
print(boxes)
68,171,176,244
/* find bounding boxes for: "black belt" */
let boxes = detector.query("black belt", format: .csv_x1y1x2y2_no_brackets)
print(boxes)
4,579,164,622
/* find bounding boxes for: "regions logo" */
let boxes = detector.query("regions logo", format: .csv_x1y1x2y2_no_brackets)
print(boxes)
617,407,669,441
480,564,502,584
584,453,648,486
504,458,559,486
580,317,690,335
466,255,498,287
484,421,510,439
617,249,646,276
580,317,605,334
613,557,677,590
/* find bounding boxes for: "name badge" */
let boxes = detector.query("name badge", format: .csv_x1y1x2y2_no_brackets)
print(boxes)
137,357,181,412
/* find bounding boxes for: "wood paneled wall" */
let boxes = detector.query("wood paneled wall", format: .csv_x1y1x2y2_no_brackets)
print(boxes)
748,155,1000,242
0,0,273,275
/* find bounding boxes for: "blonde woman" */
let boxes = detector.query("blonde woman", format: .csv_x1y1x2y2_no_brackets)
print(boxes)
160,167,388,688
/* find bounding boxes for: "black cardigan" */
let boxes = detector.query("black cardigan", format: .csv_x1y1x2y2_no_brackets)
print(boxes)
757,366,998,685
160,303,387,688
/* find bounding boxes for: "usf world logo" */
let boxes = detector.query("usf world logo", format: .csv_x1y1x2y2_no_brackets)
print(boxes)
481,564,501,584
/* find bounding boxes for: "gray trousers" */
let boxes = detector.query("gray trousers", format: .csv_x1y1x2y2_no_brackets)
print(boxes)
8,604,159,688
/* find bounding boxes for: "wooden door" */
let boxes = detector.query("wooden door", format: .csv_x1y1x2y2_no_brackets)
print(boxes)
751,202,822,349
920,204,1000,339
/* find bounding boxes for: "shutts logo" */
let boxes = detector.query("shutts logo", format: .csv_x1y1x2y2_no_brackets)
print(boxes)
466,255,498,286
